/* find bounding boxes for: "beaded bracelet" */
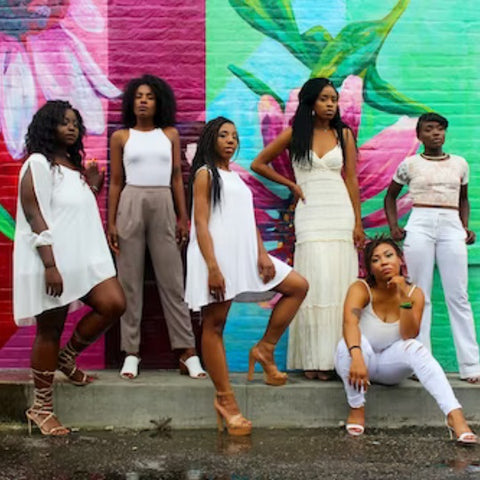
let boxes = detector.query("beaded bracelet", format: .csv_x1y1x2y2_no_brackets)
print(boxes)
400,302,413,309
348,345,361,353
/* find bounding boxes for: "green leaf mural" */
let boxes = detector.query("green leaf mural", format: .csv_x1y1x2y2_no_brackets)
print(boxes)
228,0,317,67
363,65,432,116
0,204,15,241
228,64,284,109
229,0,430,118
310,0,410,84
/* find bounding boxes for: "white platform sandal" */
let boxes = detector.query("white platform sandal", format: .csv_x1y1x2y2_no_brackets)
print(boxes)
179,355,208,379
120,355,140,380
346,423,365,436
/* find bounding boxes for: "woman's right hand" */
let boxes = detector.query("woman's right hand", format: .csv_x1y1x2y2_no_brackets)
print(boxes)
108,224,120,255
288,183,305,206
45,266,63,297
348,355,369,392
390,225,406,242
208,266,226,302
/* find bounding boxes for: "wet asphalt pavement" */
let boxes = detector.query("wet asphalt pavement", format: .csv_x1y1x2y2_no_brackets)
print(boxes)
1,426,480,480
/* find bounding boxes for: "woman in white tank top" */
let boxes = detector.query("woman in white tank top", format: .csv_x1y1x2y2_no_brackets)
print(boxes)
108,75,206,380
334,236,477,444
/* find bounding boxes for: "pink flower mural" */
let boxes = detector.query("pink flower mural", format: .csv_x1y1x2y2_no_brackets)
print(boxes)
0,0,120,160
0,0,119,367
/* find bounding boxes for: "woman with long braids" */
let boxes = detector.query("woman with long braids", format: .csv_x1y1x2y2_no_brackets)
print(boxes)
108,75,206,380
252,78,364,380
14,100,125,435
185,117,308,435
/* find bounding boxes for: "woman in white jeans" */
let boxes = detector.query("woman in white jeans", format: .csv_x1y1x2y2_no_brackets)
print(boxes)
334,236,477,443
385,113,480,383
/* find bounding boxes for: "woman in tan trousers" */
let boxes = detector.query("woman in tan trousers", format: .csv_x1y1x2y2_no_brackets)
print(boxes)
108,74,206,380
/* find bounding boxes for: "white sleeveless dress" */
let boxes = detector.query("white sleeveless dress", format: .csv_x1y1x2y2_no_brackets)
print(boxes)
185,167,291,311
287,146,358,370
13,153,116,325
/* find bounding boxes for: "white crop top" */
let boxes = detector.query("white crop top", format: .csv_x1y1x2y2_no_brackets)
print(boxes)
123,128,172,186
393,154,468,208
358,279,416,353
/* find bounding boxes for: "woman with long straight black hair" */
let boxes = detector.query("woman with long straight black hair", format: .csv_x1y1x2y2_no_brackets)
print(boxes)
252,77,364,380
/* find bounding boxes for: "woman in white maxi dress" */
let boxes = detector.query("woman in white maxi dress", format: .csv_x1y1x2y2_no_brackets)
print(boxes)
252,78,364,380
185,117,308,436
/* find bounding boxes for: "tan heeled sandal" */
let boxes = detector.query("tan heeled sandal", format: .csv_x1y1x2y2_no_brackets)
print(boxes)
214,391,252,436
58,332,97,386
26,369,69,436
247,343,288,386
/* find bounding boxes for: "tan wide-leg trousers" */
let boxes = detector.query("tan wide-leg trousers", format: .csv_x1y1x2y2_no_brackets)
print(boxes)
116,185,195,353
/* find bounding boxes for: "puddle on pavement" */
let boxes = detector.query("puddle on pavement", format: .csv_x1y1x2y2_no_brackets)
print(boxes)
439,459,480,474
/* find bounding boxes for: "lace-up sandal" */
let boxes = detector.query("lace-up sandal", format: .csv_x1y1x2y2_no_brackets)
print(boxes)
26,369,69,436
58,332,97,386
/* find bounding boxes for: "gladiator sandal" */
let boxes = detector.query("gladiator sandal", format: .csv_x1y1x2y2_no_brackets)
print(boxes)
25,369,69,436
58,331,98,386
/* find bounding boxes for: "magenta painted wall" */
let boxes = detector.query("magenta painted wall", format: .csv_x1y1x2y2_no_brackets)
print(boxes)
0,0,205,368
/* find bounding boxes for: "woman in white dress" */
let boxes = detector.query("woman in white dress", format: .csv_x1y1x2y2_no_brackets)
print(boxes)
185,117,308,436
252,78,364,380
335,236,477,444
14,100,125,435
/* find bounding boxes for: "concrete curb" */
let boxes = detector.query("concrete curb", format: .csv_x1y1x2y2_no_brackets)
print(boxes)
1,370,479,429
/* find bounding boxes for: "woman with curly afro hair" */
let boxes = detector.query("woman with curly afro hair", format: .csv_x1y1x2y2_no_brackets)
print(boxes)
14,100,126,435
108,75,206,380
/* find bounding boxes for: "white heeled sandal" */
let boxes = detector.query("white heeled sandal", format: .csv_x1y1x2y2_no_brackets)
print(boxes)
179,355,207,379
120,355,140,380
346,423,365,436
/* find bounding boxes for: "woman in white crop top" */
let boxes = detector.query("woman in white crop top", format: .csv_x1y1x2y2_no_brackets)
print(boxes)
108,75,206,380
334,236,477,444
385,113,480,383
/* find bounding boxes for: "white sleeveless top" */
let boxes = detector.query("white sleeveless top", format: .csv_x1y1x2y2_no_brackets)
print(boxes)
123,128,172,186
358,279,416,352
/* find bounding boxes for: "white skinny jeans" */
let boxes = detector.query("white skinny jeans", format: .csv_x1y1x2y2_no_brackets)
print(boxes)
403,208,480,378
334,336,461,415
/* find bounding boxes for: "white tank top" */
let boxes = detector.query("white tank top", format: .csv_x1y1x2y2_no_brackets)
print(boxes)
123,128,172,186
358,279,416,352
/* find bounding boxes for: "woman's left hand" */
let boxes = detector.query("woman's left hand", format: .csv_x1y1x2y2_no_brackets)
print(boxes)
176,217,189,247
465,228,476,245
387,275,410,300
84,159,104,193
258,252,275,284
353,224,365,249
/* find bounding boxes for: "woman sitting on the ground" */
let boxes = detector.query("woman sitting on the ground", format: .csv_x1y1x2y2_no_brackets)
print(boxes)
334,236,477,444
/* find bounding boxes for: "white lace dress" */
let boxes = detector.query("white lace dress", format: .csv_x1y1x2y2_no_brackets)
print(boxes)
287,146,358,370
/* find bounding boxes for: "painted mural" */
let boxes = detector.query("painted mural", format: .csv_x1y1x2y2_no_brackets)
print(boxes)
0,0,478,372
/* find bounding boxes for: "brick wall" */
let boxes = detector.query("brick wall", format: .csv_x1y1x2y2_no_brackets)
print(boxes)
0,0,479,372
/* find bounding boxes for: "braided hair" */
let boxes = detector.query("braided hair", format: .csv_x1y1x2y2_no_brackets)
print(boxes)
188,116,238,212
290,77,352,168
